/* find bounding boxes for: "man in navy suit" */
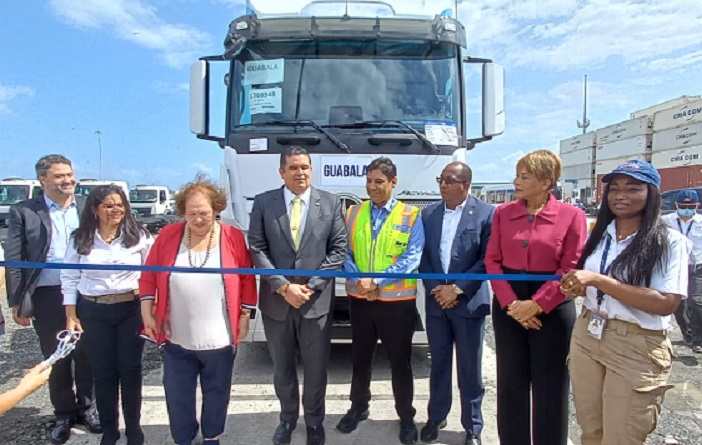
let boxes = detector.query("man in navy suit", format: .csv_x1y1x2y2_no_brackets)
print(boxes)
418,162,494,445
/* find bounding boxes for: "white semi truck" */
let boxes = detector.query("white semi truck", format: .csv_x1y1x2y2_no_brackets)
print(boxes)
189,0,505,342
0,178,42,228
129,185,174,217
75,179,130,200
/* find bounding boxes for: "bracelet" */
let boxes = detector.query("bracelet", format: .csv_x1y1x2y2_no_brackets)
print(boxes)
507,300,518,311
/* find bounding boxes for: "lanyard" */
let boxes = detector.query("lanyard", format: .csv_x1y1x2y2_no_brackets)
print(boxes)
596,235,613,308
677,218,693,237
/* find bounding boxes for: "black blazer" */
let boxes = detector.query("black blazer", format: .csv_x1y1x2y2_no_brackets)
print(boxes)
419,195,494,318
4,194,86,317
247,186,347,321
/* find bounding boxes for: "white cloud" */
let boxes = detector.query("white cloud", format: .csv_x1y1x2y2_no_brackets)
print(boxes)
192,162,214,175
48,0,212,68
460,0,702,70
0,83,35,114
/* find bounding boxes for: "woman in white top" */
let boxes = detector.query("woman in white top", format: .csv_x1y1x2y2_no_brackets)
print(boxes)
560,160,690,445
62,185,153,445
139,176,257,445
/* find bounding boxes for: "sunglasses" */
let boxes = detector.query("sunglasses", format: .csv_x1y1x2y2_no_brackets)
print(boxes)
436,177,467,185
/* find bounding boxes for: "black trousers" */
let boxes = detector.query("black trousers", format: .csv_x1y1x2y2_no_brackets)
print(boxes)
32,286,94,420
77,297,144,440
263,310,332,427
492,297,575,445
674,265,702,346
349,297,417,421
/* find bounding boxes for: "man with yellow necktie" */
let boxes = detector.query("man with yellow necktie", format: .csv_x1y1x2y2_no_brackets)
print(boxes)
248,146,348,445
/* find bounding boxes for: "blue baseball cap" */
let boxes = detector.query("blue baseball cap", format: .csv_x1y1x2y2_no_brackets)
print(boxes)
677,189,699,203
601,160,661,189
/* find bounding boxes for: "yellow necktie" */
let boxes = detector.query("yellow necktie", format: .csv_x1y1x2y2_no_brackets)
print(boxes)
290,195,302,250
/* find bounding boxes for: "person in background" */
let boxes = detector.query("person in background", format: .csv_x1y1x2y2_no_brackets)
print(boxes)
485,150,587,445
662,189,702,353
1,244,5,336
0,363,53,415
4,154,100,445
61,185,153,445
338,157,424,445
418,162,494,445
248,146,347,445
140,176,257,445
562,160,689,444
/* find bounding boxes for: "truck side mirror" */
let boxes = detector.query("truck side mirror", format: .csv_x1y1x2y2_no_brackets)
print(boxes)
482,63,505,137
190,60,226,144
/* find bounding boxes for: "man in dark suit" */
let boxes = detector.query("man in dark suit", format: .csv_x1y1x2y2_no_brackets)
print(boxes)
248,146,347,445
418,162,494,445
4,154,99,444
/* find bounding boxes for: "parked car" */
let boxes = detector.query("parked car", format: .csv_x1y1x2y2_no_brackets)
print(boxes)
661,187,702,215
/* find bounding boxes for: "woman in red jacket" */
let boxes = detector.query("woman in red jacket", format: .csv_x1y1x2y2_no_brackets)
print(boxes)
140,176,257,445
485,150,587,445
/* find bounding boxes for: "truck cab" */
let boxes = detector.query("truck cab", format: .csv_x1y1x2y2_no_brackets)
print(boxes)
129,186,173,217
190,0,505,342
0,178,42,227
75,179,130,201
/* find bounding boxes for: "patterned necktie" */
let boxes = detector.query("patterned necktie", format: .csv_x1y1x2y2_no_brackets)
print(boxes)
290,195,302,250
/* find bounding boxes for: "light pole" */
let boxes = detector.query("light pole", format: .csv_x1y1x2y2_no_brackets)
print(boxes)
95,130,103,179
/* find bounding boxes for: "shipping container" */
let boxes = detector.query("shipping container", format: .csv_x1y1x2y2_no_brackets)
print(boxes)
658,165,702,192
652,122,702,152
595,135,652,161
595,155,647,176
651,144,702,170
653,98,702,132
562,163,593,180
559,132,596,154
595,117,652,145
561,147,593,166
630,95,701,119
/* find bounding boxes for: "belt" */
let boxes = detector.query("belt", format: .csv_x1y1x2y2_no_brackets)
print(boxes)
581,307,666,336
81,291,139,304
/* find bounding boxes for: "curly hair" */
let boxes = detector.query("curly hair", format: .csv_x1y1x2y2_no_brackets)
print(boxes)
175,174,228,216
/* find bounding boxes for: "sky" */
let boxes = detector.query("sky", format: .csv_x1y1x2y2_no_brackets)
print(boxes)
1,0,701,188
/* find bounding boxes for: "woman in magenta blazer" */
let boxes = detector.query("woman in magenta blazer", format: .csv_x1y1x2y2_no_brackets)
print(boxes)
485,150,587,445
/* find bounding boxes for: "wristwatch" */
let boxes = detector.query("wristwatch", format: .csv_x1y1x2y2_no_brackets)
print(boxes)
452,284,463,295
277,283,290,297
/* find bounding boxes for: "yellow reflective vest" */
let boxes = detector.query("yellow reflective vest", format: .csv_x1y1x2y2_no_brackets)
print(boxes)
345,200,420,301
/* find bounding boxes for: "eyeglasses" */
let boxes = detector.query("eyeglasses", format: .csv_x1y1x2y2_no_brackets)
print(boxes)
678,204,698,209
436,177,466,185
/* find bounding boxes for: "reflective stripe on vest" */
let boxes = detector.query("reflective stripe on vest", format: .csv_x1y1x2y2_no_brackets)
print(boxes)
345,200,419,301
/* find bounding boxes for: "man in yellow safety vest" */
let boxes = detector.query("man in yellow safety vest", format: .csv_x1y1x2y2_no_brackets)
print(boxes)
336,157,425,445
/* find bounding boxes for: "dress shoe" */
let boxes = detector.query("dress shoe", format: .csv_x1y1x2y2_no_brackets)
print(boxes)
273,420,296,445
420,419,447,443
336,408,369,433
465,433,482,445
77,408,102,433
126,427,145,445
99,433,121,445
306,425,325,445
50,419,74,445
399,419,418,444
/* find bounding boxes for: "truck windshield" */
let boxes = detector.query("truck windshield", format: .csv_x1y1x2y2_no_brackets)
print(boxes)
75,185,99,197
230,40,460,133
130,190,158,202
0,185,29,205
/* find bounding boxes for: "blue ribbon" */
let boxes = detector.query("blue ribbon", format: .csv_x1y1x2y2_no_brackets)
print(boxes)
0,261,561,282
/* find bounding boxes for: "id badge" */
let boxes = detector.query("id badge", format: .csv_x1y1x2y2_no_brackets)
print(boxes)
587,309,608,340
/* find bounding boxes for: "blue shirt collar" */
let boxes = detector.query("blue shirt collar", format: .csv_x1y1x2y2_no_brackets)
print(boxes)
371,197,396,213
44,193,76,210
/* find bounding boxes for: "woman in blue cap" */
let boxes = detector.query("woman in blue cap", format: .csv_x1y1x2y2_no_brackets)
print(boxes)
560,160,690,445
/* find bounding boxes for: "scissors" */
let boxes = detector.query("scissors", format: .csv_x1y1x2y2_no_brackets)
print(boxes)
42,330,82,369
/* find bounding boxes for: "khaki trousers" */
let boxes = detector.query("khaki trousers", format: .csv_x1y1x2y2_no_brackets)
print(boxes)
569,310,674,445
